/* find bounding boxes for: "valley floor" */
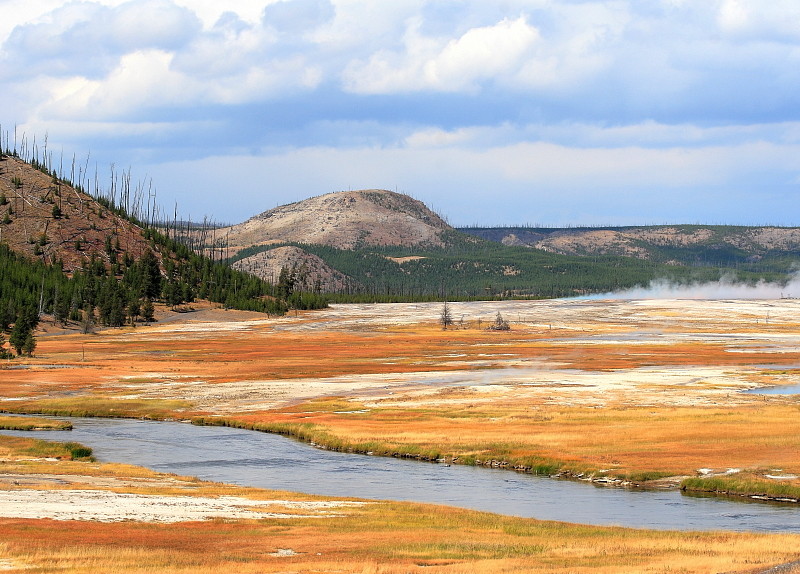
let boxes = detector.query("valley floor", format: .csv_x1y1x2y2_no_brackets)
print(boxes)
2,297,800,572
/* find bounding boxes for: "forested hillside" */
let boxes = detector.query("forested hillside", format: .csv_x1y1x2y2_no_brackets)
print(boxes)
0,143,326,357
461,225,800,274
228,230,783,301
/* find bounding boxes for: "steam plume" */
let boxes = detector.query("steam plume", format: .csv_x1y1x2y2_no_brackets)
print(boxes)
594,272,800,300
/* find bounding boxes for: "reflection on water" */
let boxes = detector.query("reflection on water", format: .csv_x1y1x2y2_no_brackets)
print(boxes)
4,417,800,532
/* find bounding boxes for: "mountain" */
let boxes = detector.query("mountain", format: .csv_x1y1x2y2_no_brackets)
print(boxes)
7,144,795,308
223,192,797,299
220,189,450,251
460,225,800,271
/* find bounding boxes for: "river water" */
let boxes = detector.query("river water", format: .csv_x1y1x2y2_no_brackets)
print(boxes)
5,417,800,532
746,383,800,395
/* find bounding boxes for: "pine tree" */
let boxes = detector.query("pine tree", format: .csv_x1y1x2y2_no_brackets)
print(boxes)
0,332,11,359
142,298,155,323
21,332,36,356
9,320,30,355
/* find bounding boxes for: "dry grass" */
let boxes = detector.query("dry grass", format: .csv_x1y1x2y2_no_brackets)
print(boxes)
1,440,800,574
0,415,72,431
1,500,800,573
5,436,800,573
206,399,800,489
0,434,91,461
5,396,195,419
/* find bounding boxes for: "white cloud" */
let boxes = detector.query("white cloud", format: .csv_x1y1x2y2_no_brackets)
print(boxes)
717,0,749,32
2,0,800,229
38,50,188,119
342,3,632,95
424,17,540,91
716,0,800,41
4,0,800,121
404,127,479,148
138,131,800,226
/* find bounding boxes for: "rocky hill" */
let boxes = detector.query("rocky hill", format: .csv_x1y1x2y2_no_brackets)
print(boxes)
461,225,800,268
0,154,156,272
231,245,355,293
221,189,451,252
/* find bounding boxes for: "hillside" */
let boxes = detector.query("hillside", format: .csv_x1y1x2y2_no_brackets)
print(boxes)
224,192,797,299
220,189,450,251
460,226,800,272
6,144,795,308
0,153,320,346
0,155,156,271
231,245,356,293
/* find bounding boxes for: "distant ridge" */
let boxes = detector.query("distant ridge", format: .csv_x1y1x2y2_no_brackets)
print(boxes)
461,225,800,267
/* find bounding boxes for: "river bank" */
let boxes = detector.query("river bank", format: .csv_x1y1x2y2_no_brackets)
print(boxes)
3,432,800,573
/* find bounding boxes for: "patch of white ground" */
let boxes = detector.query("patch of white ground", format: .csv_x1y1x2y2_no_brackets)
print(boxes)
360,365,791,409
0,486,365,523
100,298,800,337
112,362,796,412
95,298,800,411
112,370,511,412
269,298,800,333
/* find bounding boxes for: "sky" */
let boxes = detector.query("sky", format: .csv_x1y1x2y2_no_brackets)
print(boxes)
1,0,799,227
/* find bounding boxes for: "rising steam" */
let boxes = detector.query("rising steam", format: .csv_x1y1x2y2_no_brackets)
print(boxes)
593,272,800,300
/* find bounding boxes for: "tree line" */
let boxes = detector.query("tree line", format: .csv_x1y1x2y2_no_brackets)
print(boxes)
230,237,755,301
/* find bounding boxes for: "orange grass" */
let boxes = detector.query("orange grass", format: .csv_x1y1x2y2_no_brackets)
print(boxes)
0,434,90,460
9,322,798,399
219,400,800,483
2,501,800,573
6,307,800,491
4,396,196,419
0,415,71,431
0,302,800,574
4,301,800,571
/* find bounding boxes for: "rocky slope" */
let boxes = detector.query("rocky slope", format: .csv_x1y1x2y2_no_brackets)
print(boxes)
231,245,356,293
221,189,451,251
0,155,156,272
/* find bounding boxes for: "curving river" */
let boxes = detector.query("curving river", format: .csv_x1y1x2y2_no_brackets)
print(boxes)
5,417,800,532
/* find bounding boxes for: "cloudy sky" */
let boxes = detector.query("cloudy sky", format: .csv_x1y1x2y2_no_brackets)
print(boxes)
2,0,799,226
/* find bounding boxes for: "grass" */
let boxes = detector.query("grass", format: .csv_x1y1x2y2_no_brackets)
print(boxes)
201,400,800,486
4,299,800,571
2,500,800,573
682,474,800,501
0,434,94,461
0,415,72,430
3,396,194,419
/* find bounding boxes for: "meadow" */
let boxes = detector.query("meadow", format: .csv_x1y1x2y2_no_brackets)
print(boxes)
2,297,800,572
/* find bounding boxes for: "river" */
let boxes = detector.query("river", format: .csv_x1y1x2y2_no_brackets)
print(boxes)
4,417,800,532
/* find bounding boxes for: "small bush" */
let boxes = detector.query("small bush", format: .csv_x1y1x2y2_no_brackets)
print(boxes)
64,442,94,460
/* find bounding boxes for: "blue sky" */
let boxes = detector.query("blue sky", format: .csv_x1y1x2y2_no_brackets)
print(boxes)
2,0,799,226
